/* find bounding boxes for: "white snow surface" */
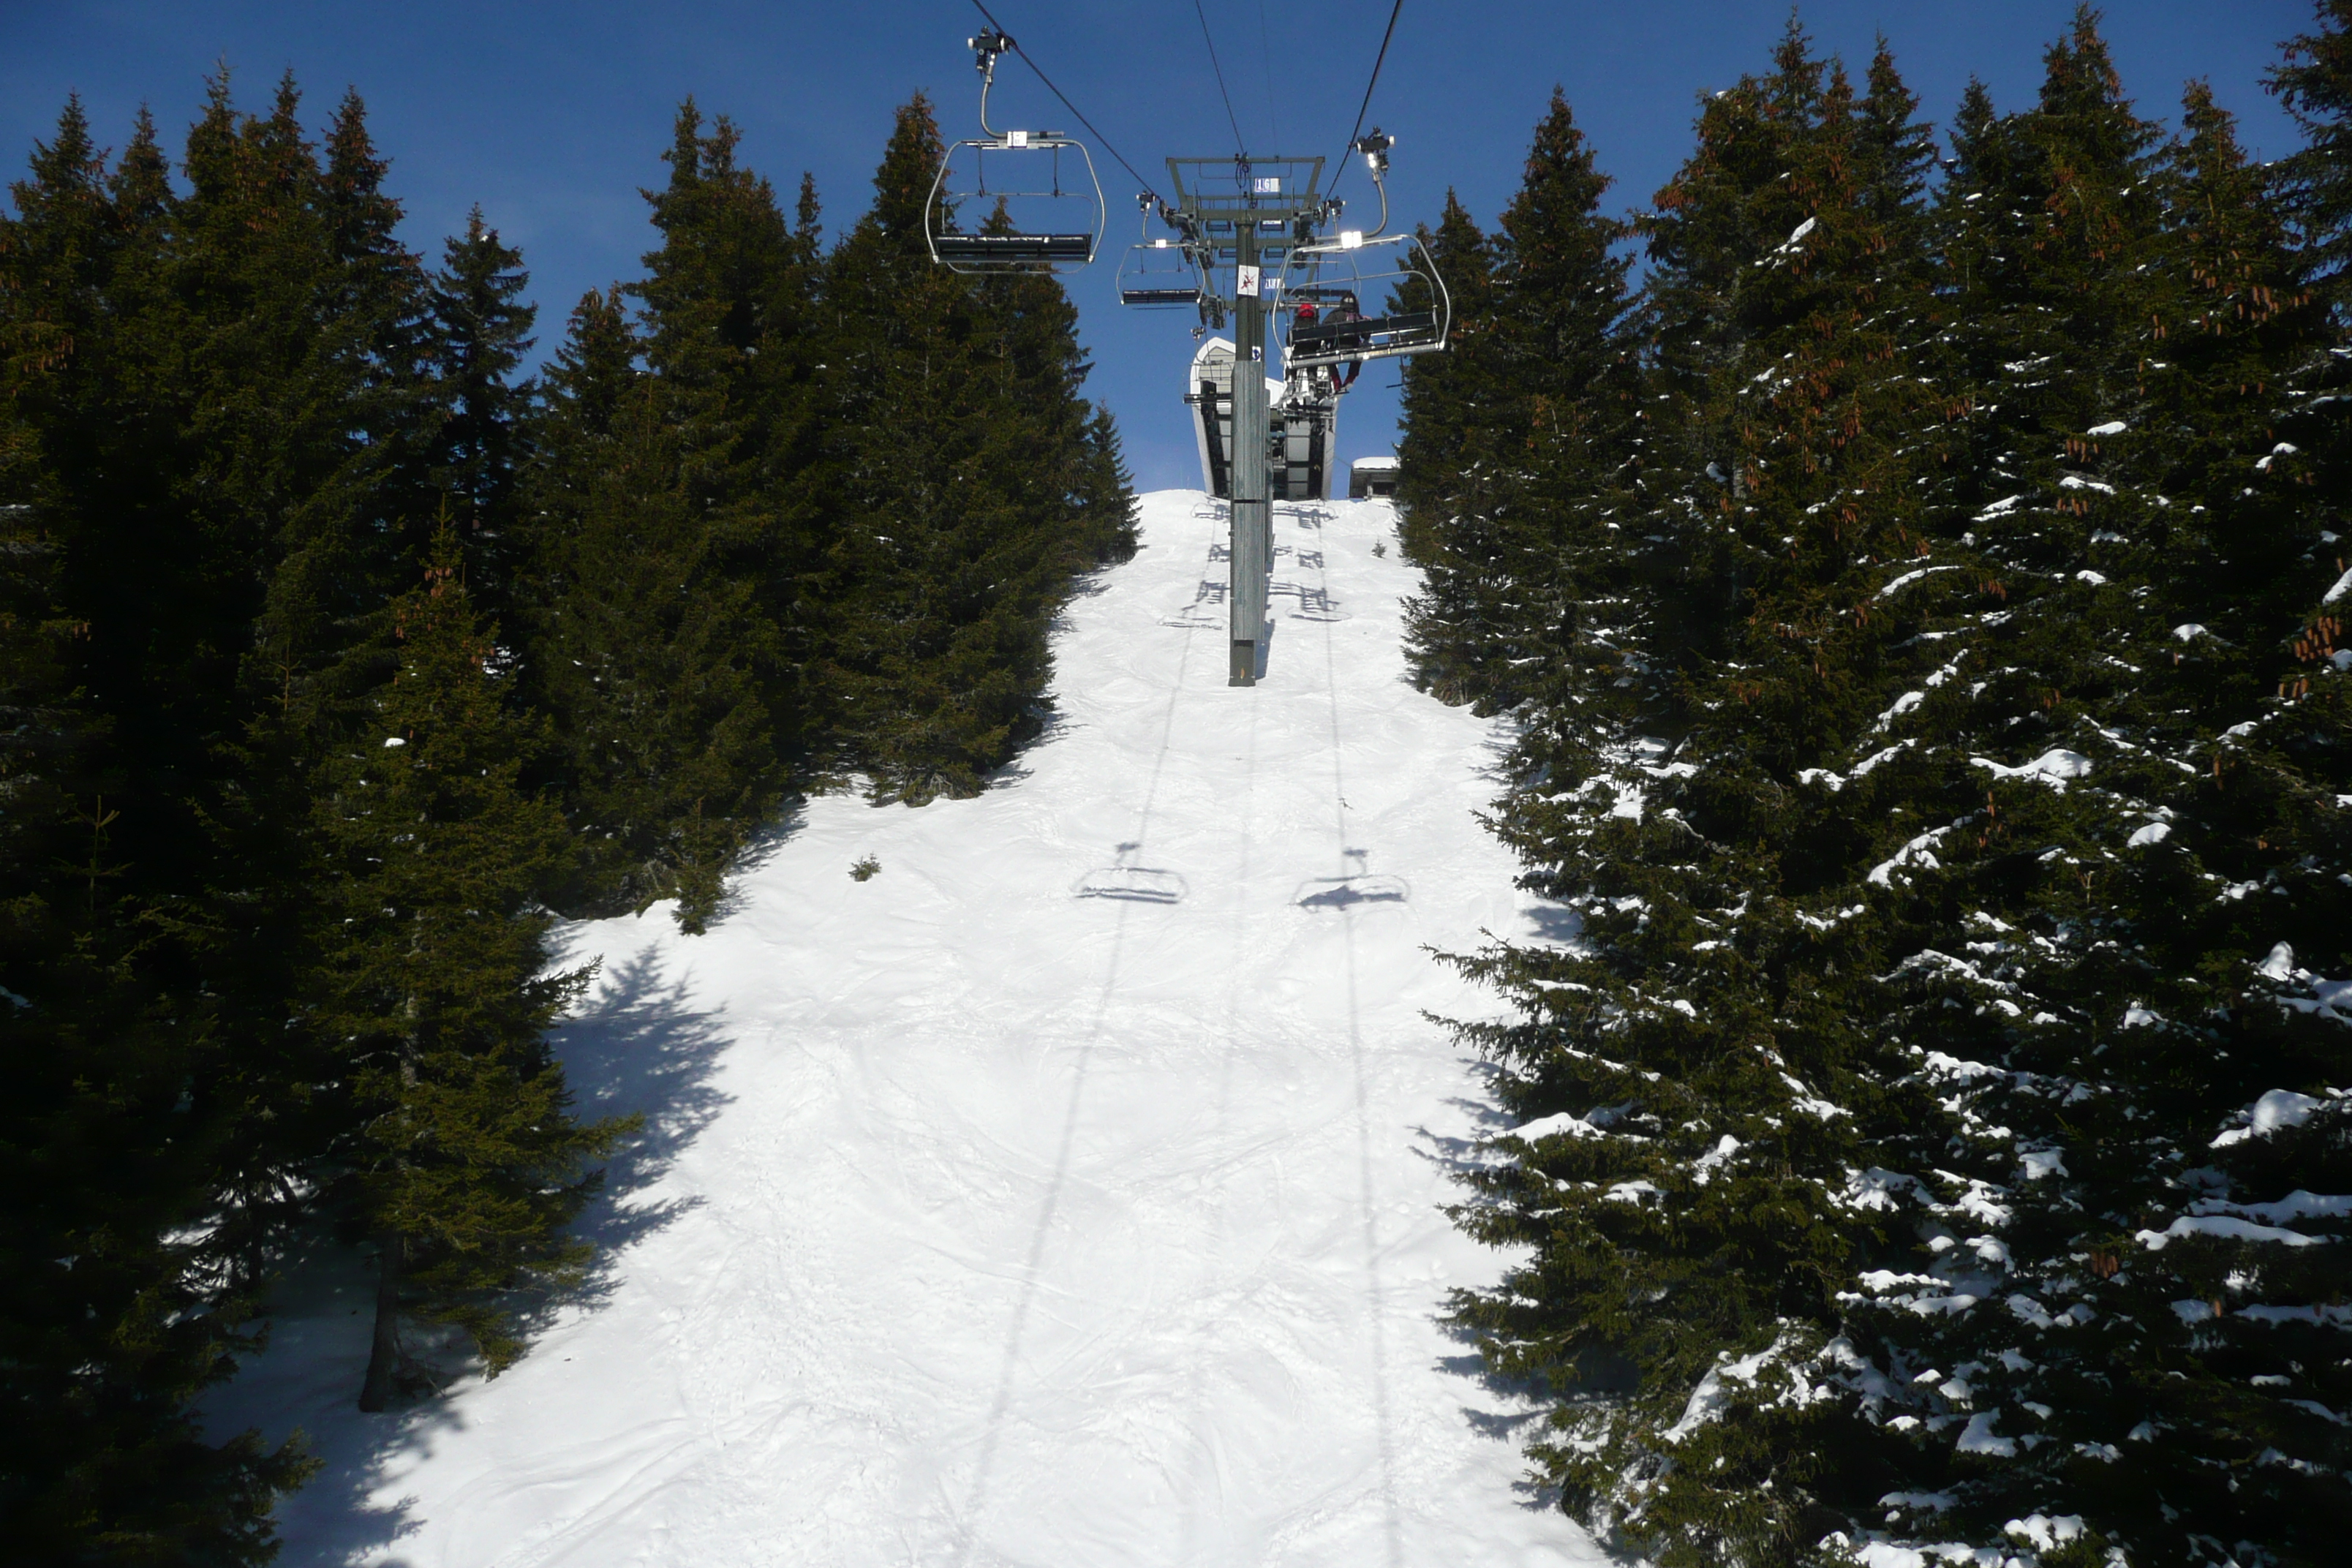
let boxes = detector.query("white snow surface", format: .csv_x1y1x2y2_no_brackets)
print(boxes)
204,491,1599,1567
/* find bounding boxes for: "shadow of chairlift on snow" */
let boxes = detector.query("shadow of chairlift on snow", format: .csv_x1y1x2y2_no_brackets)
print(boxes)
1074,841,1188,904
1162,576,1226,629
1294,848,1408,910
1274,578,1344,622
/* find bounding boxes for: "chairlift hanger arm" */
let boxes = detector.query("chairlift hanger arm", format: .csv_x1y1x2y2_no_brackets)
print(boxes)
970,29,1014,137
1350,129,1392,238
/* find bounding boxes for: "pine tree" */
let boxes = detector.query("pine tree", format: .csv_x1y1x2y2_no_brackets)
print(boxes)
426,208,538,622
1480,89,1643,708
0,94,317,1567
309,530,630,1409
2270,0,2352,300
1412,12,2349,1564
1401,97,1643,715
1807,23,2352,1560
159,75,443,1306
1072,404,1140,568
1394,190,1503,701
815,96,1127,802
1439,28,1965,1562
521,104,805,927
524,298,779,929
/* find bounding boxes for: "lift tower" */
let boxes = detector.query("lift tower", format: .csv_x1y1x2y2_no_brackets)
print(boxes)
1162,157,1325,686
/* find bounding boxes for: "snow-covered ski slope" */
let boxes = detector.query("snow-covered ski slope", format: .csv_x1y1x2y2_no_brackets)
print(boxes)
214,491,1602,1567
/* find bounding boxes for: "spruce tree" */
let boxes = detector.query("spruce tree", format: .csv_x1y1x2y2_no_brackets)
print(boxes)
1434,12,2351,1564
1806,23,2352,1561
2270,0,2352,299
1439,28,1967,1562
1401,97,1643,716
524,297,778,929
1,94,317,1567
309,531,629,1409
815,96,1130,802
426,208,538,622
1394,190,1503,701
162,76,442,1302
522,104,804,927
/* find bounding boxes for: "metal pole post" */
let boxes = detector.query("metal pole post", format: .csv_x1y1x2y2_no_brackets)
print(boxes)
1229,221,1270,687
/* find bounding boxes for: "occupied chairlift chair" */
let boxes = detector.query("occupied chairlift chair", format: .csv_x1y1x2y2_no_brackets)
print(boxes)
925,31,1104,274
1277,131,1450,373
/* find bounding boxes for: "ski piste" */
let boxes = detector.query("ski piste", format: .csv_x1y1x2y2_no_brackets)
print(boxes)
205,489,1602,1567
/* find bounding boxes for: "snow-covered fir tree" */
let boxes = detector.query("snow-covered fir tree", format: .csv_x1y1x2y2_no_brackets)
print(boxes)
1431,12,2351,1566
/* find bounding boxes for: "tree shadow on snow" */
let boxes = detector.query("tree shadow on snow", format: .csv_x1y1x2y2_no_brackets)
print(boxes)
230,946,739,1565
1413,1063,1591,1517
554,946,738,1308
701,799,807,927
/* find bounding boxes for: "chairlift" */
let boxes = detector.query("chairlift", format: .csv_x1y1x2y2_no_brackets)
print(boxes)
1277,129,1448,372
1119,238,1205,307
926,31,1104,274
1278,229,1449,372
1117,197,1205,306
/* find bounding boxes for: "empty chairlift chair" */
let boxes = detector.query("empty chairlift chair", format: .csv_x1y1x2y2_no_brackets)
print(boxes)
926,31,1104,276
1118,237,1205,307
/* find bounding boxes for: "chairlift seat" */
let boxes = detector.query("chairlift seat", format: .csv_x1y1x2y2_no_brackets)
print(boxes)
1287,309,1440,366
1120,286,1205,306
931,233,1097,267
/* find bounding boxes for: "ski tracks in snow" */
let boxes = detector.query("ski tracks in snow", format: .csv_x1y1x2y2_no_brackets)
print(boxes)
205,491,1602,1568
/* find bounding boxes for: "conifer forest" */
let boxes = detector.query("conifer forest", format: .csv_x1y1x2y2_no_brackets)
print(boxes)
1,76,1132,1563
4,4,2351,1566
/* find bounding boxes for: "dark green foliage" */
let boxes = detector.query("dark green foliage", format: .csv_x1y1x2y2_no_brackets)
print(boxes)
1443,30,1960,1561
2270,0,2352,300
811,95,1135,803
1425,12,2352,1567
1401,93,1644,715
521,116,796,928
1394,189,1501,698
427,208,538,620
309,534,630,1405
1819,26,2351,1563
4,66,1140,1553
0,42,1135,1554
0,91,320,1566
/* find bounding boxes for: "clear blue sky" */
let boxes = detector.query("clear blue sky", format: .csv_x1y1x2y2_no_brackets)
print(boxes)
4,1,2317,490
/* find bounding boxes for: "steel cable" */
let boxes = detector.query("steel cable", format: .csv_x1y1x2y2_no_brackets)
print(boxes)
1191,0,1248,157
968,0,1170,207
1328,0,1404,201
